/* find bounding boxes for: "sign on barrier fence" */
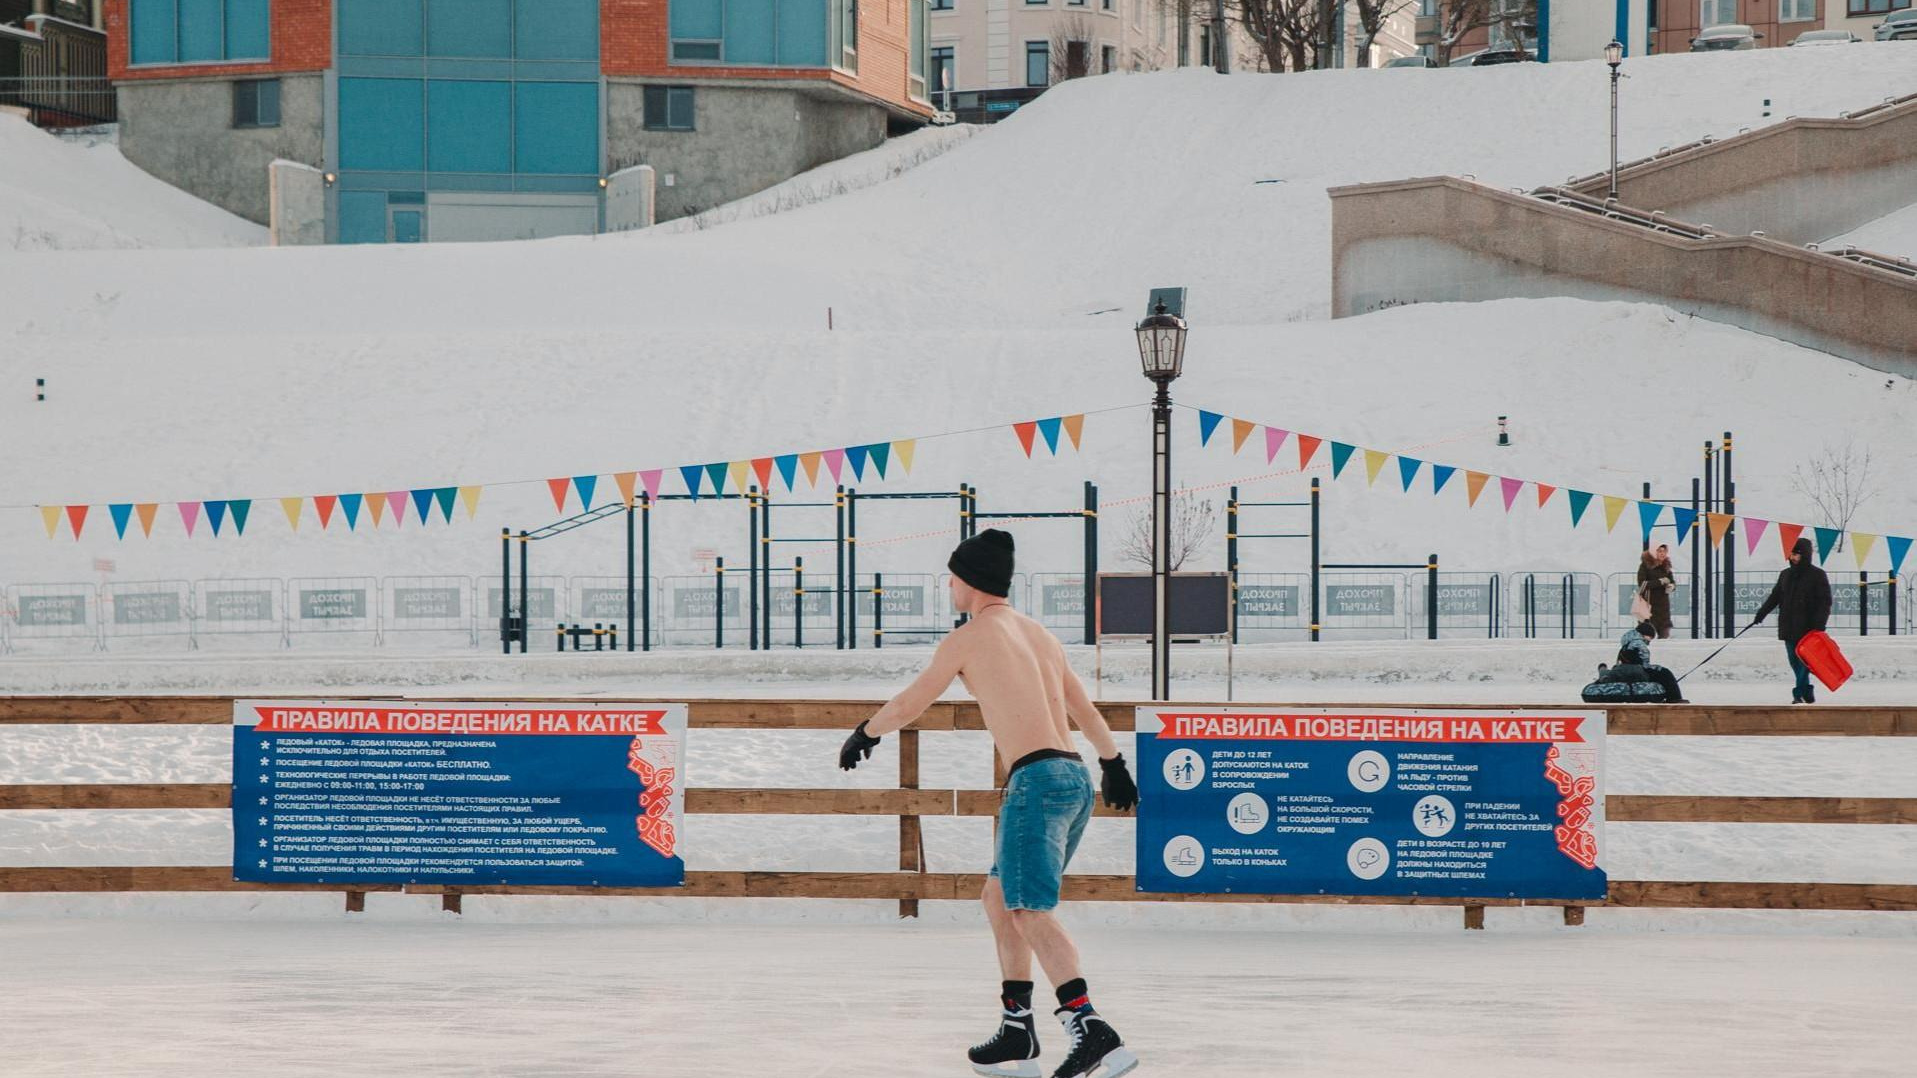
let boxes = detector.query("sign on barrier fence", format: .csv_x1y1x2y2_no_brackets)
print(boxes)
486,577,564,623
192,580,284,643
384,577,474,642
288,578,379,641
232,699,689,887
1030,574,1086,642
1136,706,1608,901
103,580,193,646
1325,583,1396,617
4,583,100,651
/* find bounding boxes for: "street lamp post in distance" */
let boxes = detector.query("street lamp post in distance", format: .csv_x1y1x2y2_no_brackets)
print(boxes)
1135,290,1189,702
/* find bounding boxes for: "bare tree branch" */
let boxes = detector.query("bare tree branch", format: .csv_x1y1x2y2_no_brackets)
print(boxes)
1789,441,1878,554
1120,493,1220,572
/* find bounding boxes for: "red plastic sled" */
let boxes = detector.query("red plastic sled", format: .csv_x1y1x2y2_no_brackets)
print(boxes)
1795,631,1853,693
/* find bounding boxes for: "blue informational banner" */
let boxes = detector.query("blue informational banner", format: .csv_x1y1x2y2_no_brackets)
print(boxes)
1137,707,1606,900
233,700,688,887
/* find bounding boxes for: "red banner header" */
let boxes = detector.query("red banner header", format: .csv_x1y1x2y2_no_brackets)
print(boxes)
1156,712,1585,744
253,706,668,736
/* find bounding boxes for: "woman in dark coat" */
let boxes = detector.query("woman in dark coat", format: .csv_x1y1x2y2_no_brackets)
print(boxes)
1636,545,1677,639
1752,536,1833,703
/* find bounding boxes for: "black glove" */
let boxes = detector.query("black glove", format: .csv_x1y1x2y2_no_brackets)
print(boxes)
1099,754,1138,812
839,721,880,771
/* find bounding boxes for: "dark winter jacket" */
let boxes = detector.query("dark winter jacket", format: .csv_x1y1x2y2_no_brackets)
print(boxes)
1753,537,1832,643
1636,552,1675,625
1617,628,1654,668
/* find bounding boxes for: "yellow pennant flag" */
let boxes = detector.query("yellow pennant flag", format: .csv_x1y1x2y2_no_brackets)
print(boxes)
724,460,749,495
1231,419,1256,453
1465,471,1491,507
365,493,386,527
1062,414,1085,450
800,452,823,487
613,472,639,508
459,486,483,518
280,497,304,532
1363,449,1390,487
892,439,917,474
1705,513,1734,548
1602,495,1629,533
40,505,60,538
1852,533,1879,569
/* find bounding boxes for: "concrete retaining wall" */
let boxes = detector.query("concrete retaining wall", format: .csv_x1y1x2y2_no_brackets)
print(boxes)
1330,177,1917,378
606,81,885,222
116,73,324,226
267,159,324,246
1569,97,1917,246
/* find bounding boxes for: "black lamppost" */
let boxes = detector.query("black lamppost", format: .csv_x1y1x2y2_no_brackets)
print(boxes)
1606,40,1624,201
1136,299,1188,702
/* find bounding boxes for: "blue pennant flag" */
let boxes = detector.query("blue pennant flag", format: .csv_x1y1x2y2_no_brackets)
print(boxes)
1397,456,1422,493
1567,490,1594,527
1814,526,1841,563
411,488,436,524
868,443,891,479
680,465,705,499
1431,464,1456,495
1888,535,1913,576
109,503,133,540
1037,417,1063,455
206,500,228,536
774,454,799,491
1198,411,1224,447
573,475,598,512
1329,442,1356,479
1637,501,1663,542
846,444,870,480
339,493,363,530
1670,506,1698,545
435,487,457,522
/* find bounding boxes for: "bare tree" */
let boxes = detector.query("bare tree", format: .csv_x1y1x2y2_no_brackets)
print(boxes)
1433,0,1534,65
1049,14,1097,82
1225,0,1328,72
1351,0,1414,66
1120,493,1220,572
1790,441,1878,554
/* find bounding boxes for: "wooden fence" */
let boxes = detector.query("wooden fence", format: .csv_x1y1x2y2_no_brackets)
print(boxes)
2,697,1914,928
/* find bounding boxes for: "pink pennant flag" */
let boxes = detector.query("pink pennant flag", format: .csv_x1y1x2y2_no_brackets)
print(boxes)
1264,427,1289,465
179,501,202,538
1742,517,1769,556
385,491,409,527
824,448,846,484
1499,476,1523,512
639,469,664,501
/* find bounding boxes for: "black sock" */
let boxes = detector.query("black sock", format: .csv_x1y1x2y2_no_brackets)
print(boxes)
1001,980,1034,1012
1055,977,1092,1013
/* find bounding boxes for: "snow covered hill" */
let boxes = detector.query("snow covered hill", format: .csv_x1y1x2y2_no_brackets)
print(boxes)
2,47,1914,593
0,116,264,252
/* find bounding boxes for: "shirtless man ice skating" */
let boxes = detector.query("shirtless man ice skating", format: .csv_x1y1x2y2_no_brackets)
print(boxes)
838,528,1141,1078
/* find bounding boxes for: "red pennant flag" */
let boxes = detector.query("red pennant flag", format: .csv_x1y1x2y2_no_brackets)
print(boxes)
1536,484,1556,508
314,494,338,530
1296,434,1323,469
66,504,89,538
547,477,571,512
1778,522,1806,561
1013,421,1039,458
752,458,775,492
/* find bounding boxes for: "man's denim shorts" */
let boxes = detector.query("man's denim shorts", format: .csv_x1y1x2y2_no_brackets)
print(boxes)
989,756,1093,912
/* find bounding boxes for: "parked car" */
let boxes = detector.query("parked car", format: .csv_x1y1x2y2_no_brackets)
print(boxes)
1788,29,1860,45
1470,48,1535,65
1875,9,1917,40
1383,55,1438,68
1690,24,1763,50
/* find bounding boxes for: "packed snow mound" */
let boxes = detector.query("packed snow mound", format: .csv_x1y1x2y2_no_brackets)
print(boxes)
0,116,265,252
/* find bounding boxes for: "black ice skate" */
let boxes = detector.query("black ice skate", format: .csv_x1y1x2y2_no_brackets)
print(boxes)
968,1004,1042,1078
1049,1007,1138,1078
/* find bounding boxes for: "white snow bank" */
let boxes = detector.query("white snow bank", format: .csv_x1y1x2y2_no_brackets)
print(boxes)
0,117,265,252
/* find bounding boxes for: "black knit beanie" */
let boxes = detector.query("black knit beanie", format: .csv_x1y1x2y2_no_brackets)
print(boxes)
948,529,1015,598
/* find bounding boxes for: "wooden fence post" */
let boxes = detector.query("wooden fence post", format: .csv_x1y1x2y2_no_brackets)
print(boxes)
1463,904,1485,930
899,729,921,919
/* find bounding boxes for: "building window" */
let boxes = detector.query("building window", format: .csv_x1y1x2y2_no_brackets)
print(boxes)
339,0,600,61
933,0,953,8
669,0,835,67
643,85,696,131
1779,0,1815,17
1025,40,1048,86
233,78,280,128
1102,0,1112,8
909,0,928,100
129,0,270,66
1699,0,1737,25
931,45,954,100
828,0,858,70
1847,0,1908,13
1101,44,1115,71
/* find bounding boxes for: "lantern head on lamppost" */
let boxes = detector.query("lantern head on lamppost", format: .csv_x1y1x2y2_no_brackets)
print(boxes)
1135,300,1189,390
1604,39,1623,68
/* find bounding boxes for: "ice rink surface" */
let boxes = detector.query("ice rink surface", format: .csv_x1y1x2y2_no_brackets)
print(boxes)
2,915,1912,1077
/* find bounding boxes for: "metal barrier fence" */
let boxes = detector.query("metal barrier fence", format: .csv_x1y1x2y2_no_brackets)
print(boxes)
2,572,1910,653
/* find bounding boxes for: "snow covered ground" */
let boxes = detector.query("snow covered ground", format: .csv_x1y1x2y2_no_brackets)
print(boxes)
2,917,1913,1078
0,117,264,252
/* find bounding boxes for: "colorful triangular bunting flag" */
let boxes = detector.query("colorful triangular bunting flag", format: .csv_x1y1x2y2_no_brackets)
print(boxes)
1814,526,1841,563
65,504,88,539
1363,448,1390,487
824,449,845,484
1038,417,1063,455
1886,535,1912,575
891,441,916,474
638,471,664,501
206,500,228,536
39,505,60,539
1602,495,1628,533
1636,501,1663,542
338,493,362,531
1778,523,1805,561
135,503,158,537
1013,422,1038,458
1852,533,1879,569
752,459,775,493
365,492,385,527
458,486,482,518
1061,415,1084,451
1536,484,1556,508
435,487,457,522
1397,456,1422,492
1567,490,1593,527
383,491,406,528
1670,506,1696,545
315,495,337,530
281,497,304,532
1706,513,1734,549
868,442,891,479
1265,427,1289,465
680,465,705,499
845,445,869,481
230,500,252,536
109,503,133,540
1742,517,1769,556
1330,442,1356,479
774,456,800,490
410,489,436,524
573,475,598,511
1465,471,1491,507
1297,435,1323,469
1499,477,1523,512
614,472,639,508
1432,464,1456,496
547,478,571,513
1230,419,1255,454
1198,411,1224,447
